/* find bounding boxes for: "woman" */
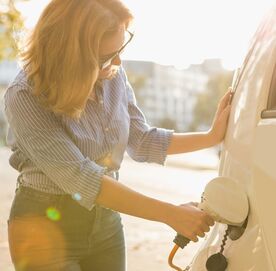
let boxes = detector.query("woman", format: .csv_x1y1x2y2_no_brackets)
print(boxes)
4,0,231,270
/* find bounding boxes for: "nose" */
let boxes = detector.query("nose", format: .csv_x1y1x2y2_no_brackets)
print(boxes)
111,55,121,66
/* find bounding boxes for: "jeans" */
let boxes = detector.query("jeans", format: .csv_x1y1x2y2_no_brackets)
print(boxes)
8,185,126,271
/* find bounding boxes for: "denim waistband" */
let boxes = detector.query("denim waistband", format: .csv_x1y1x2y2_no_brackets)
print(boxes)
15,185,71,202
14,170,119,208
15,171,119,204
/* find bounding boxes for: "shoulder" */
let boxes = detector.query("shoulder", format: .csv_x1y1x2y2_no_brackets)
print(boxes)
8,69,32,90
4,69,36,108
4,70,60,129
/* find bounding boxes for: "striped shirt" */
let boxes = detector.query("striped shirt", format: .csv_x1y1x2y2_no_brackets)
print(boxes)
4,66,173,210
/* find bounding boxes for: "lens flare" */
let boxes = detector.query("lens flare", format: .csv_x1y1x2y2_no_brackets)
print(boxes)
46,207,61,221
8,216,66,269
72,193,82,201
15,259,28,271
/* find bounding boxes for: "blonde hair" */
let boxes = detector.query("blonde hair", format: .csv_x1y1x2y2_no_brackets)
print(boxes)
21,0,133,119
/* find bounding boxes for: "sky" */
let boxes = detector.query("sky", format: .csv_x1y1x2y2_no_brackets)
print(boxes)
17,0,275,70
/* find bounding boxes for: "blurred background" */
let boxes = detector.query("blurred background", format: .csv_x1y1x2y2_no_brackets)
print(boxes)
0,0,274,270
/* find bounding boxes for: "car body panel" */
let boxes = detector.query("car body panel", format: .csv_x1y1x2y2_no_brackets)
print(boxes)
190,5,276,271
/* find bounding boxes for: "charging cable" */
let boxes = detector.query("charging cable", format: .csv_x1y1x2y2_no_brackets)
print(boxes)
167,176,249,271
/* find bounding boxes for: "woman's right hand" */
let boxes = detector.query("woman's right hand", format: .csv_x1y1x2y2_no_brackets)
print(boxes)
96,176,214,242
164,202,214,242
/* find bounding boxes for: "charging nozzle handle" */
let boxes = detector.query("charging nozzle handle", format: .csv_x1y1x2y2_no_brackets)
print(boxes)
169,234,190,270
173,233,190,249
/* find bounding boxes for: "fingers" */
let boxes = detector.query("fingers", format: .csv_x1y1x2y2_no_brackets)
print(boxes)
190,236,199,242
197,231,205,238
187,212,214,241
216,87,232,115
168,204,216,243
193,211,214,241
202,224,211,233
206,215,215,226
221,87,233,105
198,213,214,232
218,103,231,122
186,222,210,241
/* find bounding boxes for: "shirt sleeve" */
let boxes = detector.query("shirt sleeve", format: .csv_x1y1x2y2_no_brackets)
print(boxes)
122,69,174,165
4,85,106,210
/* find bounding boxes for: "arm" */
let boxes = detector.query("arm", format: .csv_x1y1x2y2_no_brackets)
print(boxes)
96,175,214,242
167,132,213,155
125,78,173,164
167,90,232,155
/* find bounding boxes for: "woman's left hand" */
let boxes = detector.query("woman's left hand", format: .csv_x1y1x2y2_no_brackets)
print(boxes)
208,88,232,145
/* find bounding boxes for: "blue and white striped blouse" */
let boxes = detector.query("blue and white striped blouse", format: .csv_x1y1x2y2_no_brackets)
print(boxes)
4,66,173,210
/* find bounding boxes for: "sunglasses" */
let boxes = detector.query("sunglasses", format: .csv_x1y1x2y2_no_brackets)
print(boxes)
99,30,134,70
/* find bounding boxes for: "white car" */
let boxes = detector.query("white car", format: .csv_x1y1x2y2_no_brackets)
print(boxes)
186,4,276,271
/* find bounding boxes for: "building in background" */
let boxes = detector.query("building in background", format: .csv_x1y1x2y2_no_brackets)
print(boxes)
123,59,226,131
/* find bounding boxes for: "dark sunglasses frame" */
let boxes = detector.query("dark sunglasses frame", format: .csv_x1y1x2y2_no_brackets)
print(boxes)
99,30,134,70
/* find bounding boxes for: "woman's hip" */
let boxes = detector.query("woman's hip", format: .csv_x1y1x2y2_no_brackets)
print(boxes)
8,185,123,270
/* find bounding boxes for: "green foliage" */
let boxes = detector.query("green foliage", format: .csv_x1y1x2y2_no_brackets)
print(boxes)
158,117,178,131
191,70,234,131
0,0,28,61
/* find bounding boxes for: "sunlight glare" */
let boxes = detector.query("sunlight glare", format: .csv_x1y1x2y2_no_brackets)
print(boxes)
16,0,275,69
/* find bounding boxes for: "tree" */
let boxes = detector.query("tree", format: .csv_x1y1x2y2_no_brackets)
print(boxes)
158,117,178,131
0,0,28,61
190,70,234,131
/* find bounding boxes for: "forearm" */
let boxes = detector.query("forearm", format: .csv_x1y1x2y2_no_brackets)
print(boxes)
96,175,172,223
167,132,216,155
96,174,214,242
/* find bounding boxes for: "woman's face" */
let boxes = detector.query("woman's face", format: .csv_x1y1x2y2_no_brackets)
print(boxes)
98,24,126,80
